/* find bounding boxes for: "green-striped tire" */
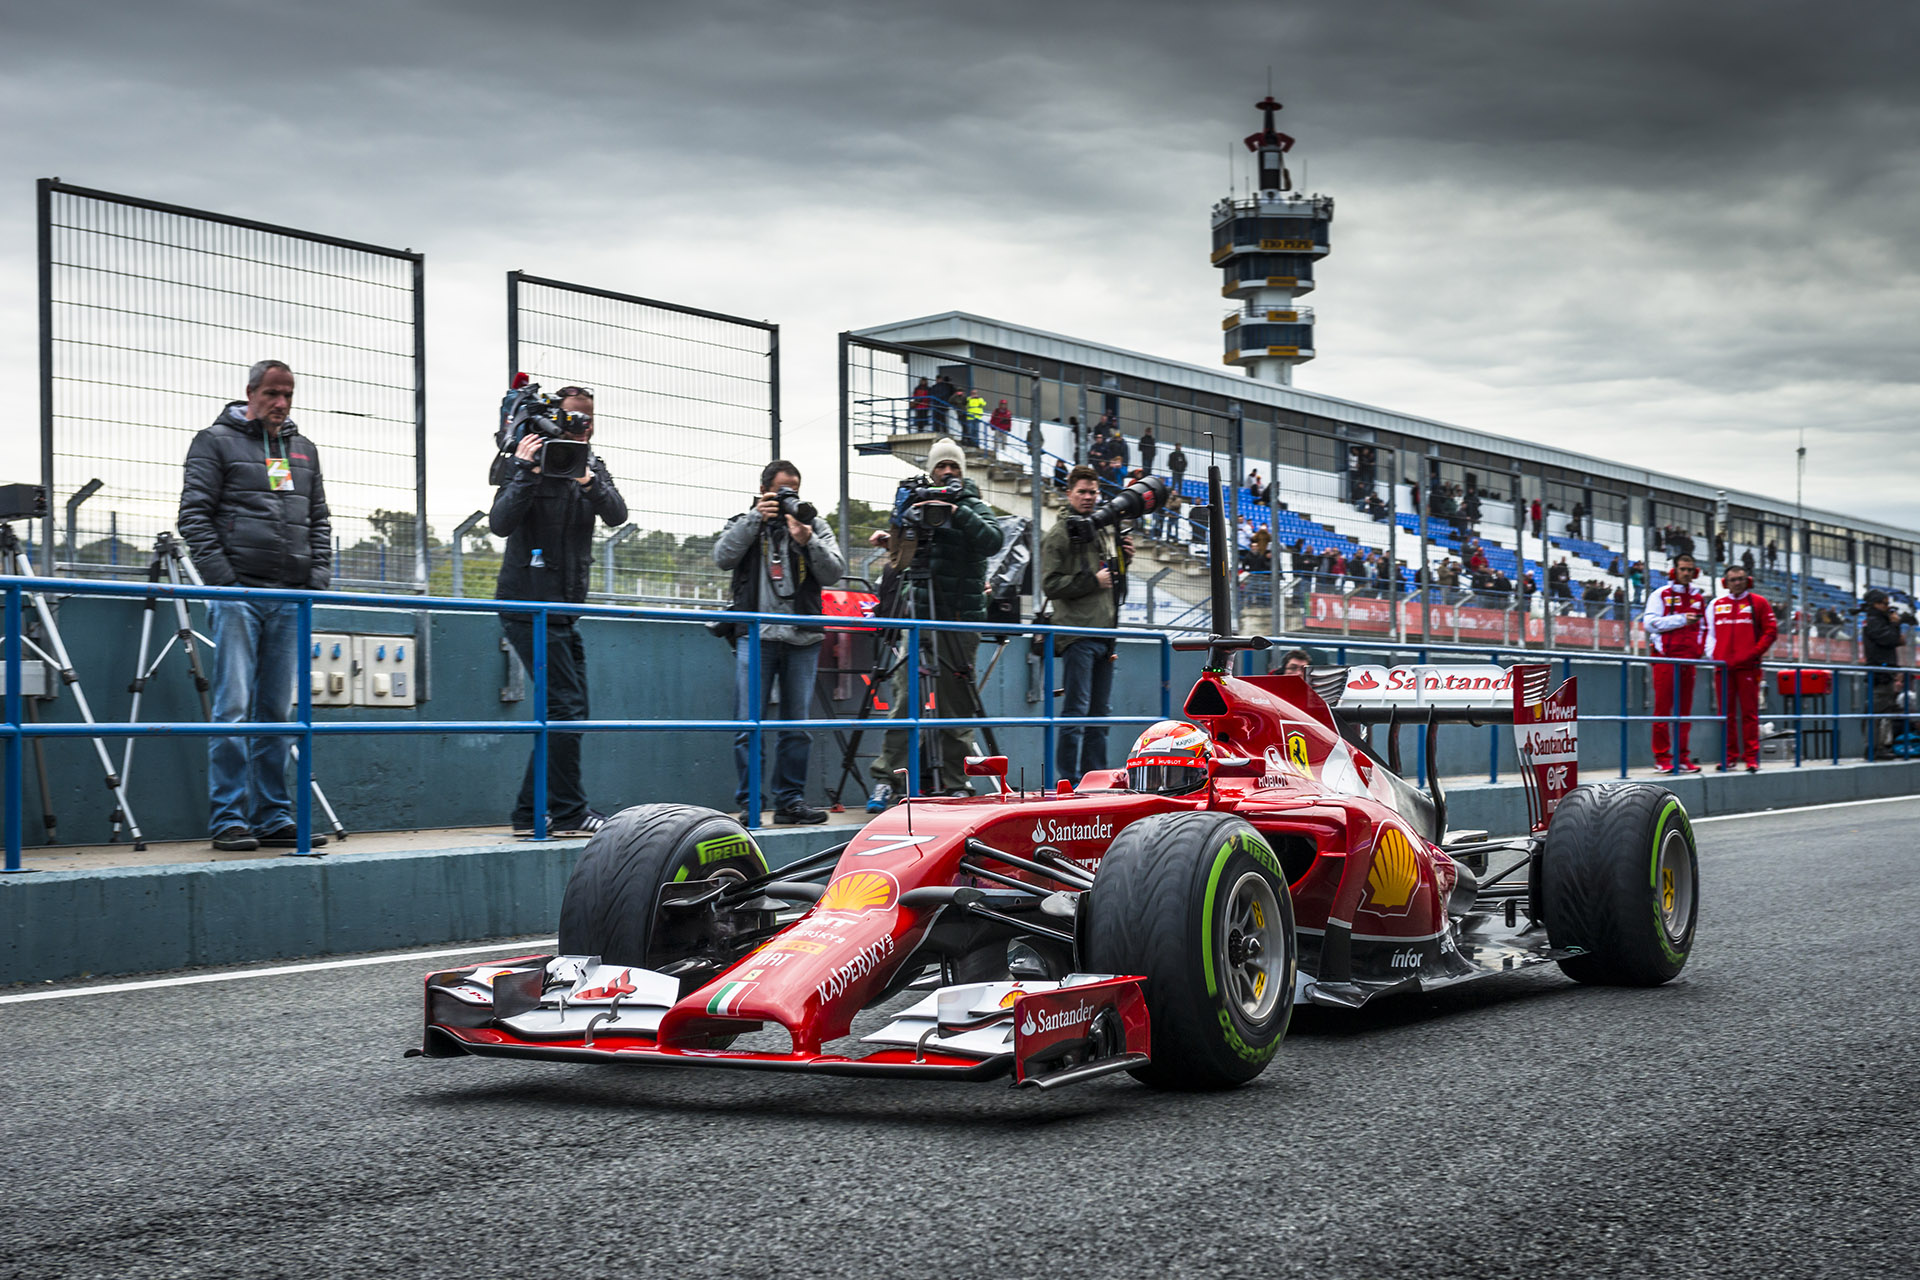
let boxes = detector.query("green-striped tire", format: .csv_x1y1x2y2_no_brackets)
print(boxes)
1083,812,1296,1090
1540,784,1698,986
557,804,768,994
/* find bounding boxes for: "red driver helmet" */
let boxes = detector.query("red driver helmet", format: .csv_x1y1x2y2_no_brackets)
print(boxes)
1124,720,1215,795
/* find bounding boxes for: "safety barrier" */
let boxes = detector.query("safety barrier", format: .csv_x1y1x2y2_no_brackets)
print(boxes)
2,576,1174,870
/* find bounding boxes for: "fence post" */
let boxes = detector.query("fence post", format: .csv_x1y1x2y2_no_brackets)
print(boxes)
451,510,487,598
296,597,314,853
532,613,549,839
1042,631,1056,788
906,623,922,799
1618,655,1629,778
5,584,20,870
603,523,638,596
745,621,763,827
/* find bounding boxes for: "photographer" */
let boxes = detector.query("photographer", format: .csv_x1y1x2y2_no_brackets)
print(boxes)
1861,589,1911,759
491,385,627,835
866,437,1004,807
1041,465,1133,783
713,461,845,822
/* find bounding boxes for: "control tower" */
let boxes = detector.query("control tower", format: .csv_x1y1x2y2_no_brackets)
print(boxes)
1213,95,1333,385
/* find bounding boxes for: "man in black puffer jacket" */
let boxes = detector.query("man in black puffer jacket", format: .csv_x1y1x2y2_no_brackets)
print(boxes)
177,360,332,852
490,386,629,835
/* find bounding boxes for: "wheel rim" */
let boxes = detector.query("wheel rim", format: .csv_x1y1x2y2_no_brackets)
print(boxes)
1655,828,1693,944
1221,870,1284,1022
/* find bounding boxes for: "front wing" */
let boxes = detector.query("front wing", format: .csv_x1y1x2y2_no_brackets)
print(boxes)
418,956,1150,1090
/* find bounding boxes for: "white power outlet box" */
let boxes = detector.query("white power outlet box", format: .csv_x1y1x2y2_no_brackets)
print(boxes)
309,633,355,707
352,634,418,707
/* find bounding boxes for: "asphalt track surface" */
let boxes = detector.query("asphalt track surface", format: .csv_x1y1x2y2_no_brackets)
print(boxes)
4,798,1918,1280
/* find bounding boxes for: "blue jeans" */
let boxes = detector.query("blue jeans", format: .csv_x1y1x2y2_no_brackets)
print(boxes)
207,599,300,836
1057,639,1116,783
734,639,821,810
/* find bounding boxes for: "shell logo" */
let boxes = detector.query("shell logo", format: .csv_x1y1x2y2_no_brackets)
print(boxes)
818,870,899,914
1366,827,1419,914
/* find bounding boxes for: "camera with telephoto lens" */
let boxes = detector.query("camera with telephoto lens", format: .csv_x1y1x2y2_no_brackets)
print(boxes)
891,474,965,531
491,376,592,483
773,487,818,525
1065,473,1168,544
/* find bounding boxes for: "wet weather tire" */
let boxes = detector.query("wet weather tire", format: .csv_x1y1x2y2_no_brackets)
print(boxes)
557,804,767,979
1540,784,1697,986
1083,812,1296,1090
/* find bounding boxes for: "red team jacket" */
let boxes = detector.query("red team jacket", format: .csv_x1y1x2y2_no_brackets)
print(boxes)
1706,590,1778,669
1641,581,1709,657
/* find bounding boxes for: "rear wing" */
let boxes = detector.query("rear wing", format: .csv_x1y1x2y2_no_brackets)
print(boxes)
1313,662,1577,833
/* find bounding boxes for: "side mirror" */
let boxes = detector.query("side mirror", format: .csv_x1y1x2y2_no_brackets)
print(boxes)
963,755,1008,778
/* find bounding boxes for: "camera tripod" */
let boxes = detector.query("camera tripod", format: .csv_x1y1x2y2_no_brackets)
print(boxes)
0,519,147,848
114,532,347,844
827,552,999,806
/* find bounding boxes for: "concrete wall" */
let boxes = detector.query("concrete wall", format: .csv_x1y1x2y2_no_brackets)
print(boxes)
6,764,1914,986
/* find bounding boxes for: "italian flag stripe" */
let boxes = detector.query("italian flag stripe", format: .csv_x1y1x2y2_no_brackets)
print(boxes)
708,981,751,1016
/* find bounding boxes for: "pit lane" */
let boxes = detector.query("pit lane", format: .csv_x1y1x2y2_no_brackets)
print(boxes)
3,797,1916,1279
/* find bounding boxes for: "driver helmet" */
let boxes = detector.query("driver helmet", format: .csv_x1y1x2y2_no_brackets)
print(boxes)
1124,720,1215,795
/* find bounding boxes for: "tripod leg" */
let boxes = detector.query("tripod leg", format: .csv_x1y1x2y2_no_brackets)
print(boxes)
24,700,56,842
115,597,161,841
290,745,349,839
22,587,146,848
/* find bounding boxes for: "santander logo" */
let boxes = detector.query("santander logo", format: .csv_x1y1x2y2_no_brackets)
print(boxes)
1349,671,1380,690
1020,1002,1096,1037
1031,817,1115,845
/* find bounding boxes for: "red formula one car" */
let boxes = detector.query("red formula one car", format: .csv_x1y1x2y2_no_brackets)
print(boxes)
419,474,1699,1092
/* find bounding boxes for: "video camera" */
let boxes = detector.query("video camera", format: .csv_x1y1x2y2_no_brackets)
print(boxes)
492,375,593,483
1065,473,1168,544
0,483,47,524
891,474,966,532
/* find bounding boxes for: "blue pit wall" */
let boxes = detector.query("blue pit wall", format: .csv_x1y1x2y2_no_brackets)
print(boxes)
5,578,1914,985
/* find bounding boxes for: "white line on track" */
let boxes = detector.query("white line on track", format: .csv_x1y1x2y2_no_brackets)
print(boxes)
1692,793,1920,824
0,939,558,1006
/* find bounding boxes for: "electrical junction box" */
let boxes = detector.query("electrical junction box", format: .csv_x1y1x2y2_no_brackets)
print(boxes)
352,634,417,707
309,633,355,707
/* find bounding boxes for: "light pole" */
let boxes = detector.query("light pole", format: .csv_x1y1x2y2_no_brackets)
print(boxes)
1795,431,1808,657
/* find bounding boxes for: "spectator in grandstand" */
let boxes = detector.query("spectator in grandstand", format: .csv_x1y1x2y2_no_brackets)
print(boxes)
929,372,956,434
1530,498,1544,540
1156,488,1182,540
1741,548,1756,576
1249,525,1272,572
866,437,1003,806
1087,427,1119,481
178,359,332,852
1377,555,1398,599
1581,580,1608,616
1041,464,1130,784
1713,532,1726,565
1138,429,1157,476
1765,539,1779,571
1548,557,1572,603
489,383,628,837
1236,517,1254,567
1519,570,1537,613
989,398,1013,455
963,388,986,448
1611,585,1628,619
1706,565,1778,772
1364,490,1389,522
714,460,846,825
1491,567,1514,607
1050,456,1070,493
1354,444,1377,492
1247,469,1268,502
1861,589,1912,759
1167,443,1188,498
1628,561,1647,603
1569,500,1585,538
1644,553,1708,774
911,378,932,431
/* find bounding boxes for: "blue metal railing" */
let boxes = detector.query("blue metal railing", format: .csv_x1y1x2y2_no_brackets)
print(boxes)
2,576,1175,870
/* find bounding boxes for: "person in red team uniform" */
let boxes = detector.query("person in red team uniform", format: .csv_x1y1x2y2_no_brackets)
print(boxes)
1705,565,1778,772
1641,553,1709,772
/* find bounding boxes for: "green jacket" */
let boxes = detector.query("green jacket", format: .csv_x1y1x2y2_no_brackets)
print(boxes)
1040,515,1120,644
896,479,1003,621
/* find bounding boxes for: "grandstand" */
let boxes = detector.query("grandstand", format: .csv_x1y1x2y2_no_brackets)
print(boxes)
853,312,1918,646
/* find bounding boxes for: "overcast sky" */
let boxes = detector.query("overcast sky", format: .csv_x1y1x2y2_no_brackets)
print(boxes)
2,0,1915,537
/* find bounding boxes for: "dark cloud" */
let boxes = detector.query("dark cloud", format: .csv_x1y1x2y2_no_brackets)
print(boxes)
0,0,1914,530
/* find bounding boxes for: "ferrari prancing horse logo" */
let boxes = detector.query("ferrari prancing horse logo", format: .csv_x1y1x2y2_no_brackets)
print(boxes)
1286,731,1311,773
